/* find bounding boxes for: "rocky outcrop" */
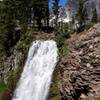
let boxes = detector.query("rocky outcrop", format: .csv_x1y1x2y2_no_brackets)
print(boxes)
60,23,100,100
0,49,26,83
0,32,33,100
0,33,32,83
0,55,15,82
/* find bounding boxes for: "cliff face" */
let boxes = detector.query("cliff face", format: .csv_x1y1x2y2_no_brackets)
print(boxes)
60,23,100,100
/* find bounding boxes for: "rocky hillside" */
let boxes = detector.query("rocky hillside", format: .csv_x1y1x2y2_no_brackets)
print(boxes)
60,23,100,100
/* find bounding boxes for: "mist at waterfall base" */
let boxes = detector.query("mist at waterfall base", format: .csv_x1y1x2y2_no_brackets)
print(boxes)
12,40,58,100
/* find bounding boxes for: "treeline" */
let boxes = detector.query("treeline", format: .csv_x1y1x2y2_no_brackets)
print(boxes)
0,0,49,29
0,0,50,57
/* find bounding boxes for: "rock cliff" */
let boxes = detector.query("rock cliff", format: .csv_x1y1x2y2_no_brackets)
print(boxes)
60,23,100,100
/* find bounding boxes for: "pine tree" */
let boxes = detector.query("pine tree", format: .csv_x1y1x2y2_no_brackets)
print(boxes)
76,0,88,29
0,0,49,53
0,0,50,57
32,0,49,29
52,0,60,31
0,11,15,50
46,0,49,27
92,8,98,23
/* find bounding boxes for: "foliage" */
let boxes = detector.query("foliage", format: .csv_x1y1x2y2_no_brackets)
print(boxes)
55,34,67,56
83,97,100,100
32,0,49,29
0,1,18,57
92,8,98,23
76,0,88,30
49,62,61,100
63,23,70,36
0,82,7,93
85,22,94,30
52,0,60,31
0,66,22,99
0,82,8,99
6,66,21,92
0,0,49,58
16,31,34,54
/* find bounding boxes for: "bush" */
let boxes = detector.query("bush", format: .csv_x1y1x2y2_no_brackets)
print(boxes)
1,90,11,100
7,66,21,92
0,82,7,93
85,22,94,30
55,34,68,56
49,63,61,100
62,32,71,39
0,82,9,100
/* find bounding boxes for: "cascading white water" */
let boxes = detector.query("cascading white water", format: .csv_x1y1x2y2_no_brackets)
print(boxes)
12,40,58,100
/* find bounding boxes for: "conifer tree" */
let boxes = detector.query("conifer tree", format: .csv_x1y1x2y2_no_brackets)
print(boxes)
76,0,88,29
0,0,49,53
52,0,60,31
92,8,98,23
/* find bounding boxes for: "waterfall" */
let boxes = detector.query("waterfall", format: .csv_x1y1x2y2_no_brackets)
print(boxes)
12,40,58,100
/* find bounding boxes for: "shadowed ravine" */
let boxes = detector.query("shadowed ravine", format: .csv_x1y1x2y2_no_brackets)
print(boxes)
12,40,58,100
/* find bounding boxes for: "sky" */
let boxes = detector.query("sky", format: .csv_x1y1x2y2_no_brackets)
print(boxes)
59,0,67,7
49,0,67,8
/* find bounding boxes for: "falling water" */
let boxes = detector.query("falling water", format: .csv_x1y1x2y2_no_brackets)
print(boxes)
12,40,58,100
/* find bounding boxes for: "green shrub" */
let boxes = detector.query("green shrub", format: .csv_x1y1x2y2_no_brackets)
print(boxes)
7,66,21,92
85,23,94,30
0,82,8,99
0,82,7,93
49,63,61,100
62,32,71,39
55,34,68,56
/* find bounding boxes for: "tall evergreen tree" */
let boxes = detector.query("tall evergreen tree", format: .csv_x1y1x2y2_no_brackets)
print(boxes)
33,0,49,29
3,0,49,29
46,0,49,27
92,8,98,23
76,0,88,28
0,0,49,54
0,1,15,51
52,0,60,31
